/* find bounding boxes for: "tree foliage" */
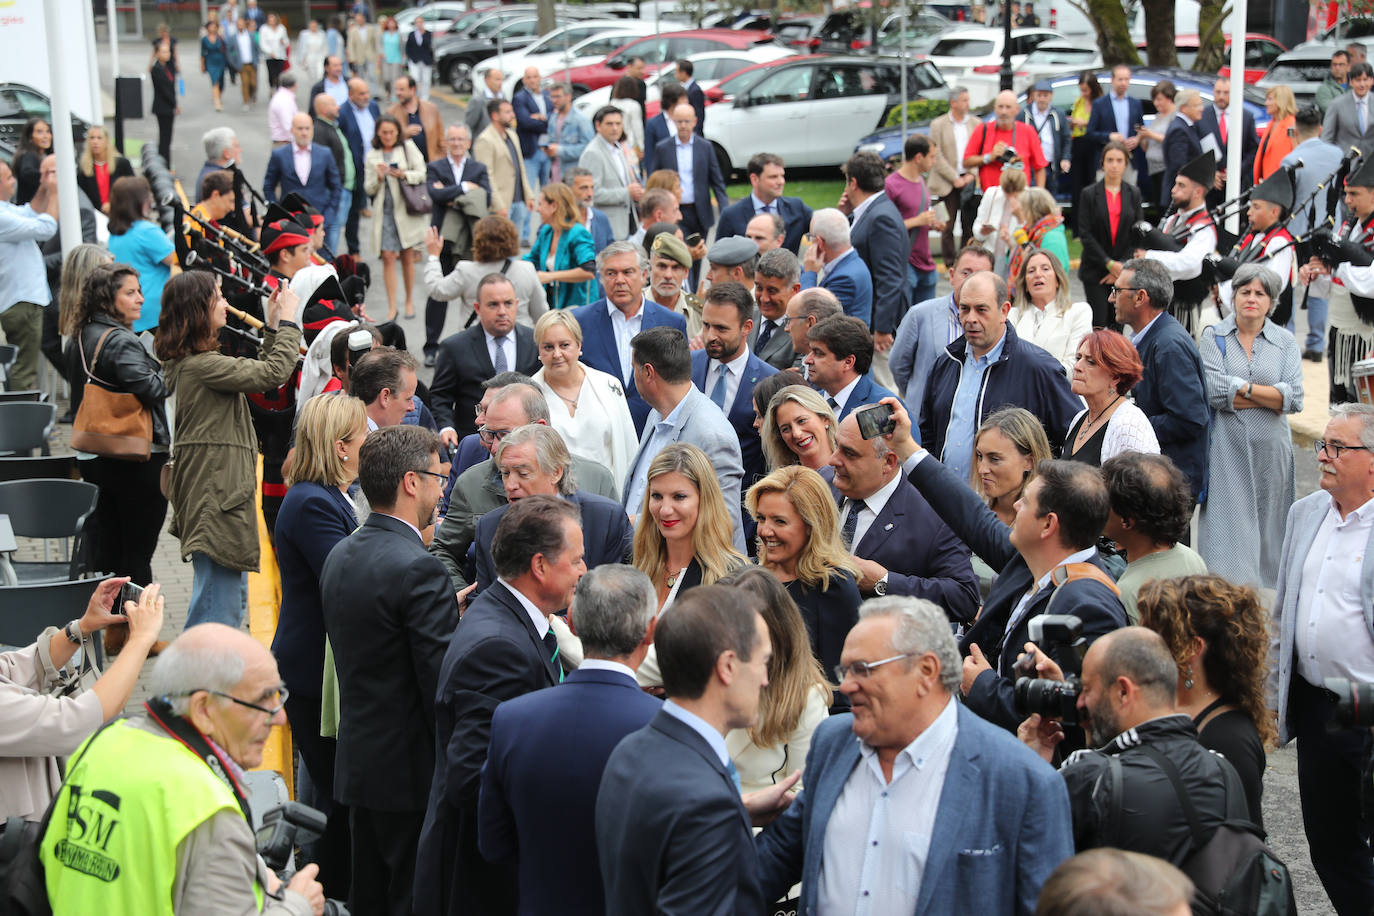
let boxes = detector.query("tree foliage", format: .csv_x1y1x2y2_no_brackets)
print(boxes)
1064,0,1140,66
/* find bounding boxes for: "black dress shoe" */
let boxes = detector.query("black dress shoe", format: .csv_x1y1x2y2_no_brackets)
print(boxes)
1303,349,1323,362
424,352,436,368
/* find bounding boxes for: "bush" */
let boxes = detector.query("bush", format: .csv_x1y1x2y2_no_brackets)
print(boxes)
883,98,950,127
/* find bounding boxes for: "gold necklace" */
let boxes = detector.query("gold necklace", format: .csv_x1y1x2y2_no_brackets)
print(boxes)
665,566,685,587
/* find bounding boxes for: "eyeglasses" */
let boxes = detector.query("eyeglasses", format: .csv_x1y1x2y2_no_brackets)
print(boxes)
200,686,290,717
833,652,914,682
410,467,448,483
1106,287,1140,299
477,426,512,444
1315,439,1373,459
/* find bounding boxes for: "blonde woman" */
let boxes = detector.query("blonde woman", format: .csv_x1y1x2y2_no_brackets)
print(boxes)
1010,248,1093,374
974,164,1026,271
747,465,861,680
364,114,428,319
970,407,1052,593
1009,186,1070,278
531,310,637,491
1255,85,1297,183
527,182,596,310
76,126,134,214
760,385,839,471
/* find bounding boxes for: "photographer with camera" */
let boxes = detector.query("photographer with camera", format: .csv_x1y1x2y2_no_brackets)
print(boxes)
41,622,326,915
962,90,1049,192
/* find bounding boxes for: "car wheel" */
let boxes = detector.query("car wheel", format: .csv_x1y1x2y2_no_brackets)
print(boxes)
712,141,734,182
446,60,473,95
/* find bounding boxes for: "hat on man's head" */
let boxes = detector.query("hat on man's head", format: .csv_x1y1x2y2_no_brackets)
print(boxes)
1031,80,1053,94
281,192,325,228
1250,168,1294,212
260,218,312,256
1178,150,1216,189
650,231,692,269
707,235,758,268
1348,151,1374,189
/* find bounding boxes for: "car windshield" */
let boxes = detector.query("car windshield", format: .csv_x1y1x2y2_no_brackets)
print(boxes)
1267,60,1334,82
931,37,996,56
715,64,775,97
1025,47,1095,65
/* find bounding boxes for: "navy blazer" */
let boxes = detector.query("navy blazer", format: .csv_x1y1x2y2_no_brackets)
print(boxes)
1197,104,1258,192
513,86,555,159
834,373,901,422
1086,93,1148,177
1131,312,1210,498
849,191,911,334
715,194,813,254
271,481,357,698
907,457,1127,731
587,207,614,253
690,347,777,484
472,491,634,593
596,708,763,915
801,248,873,326
653,134,729,224
821,467,979,623
479,666,661,916
415,581,561,916
429,323,540,438
684,81,707,132
426,155,492,229
338,99,382,182
642,110,673,175
263,143,342,224
755,707,1076,914
1162,117,1204,205
571,298,688,434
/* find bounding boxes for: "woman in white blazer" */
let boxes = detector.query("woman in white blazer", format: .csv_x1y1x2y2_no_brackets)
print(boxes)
1009,248,1093,375
364,115,428,319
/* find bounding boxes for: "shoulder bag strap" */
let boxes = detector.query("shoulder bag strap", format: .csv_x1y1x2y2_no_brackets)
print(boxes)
500,258,512,275
77,326,120,387
1138,743,1212,852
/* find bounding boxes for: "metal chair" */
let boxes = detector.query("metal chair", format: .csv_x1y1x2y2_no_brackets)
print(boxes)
0,455,79,484
0,575,111,667
0,479,99,583
0,390,46,403
0,402,57,457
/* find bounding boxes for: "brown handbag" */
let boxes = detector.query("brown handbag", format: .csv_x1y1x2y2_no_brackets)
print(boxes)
70,326,154,462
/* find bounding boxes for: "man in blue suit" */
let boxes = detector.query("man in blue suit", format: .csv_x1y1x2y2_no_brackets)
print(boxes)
571,241,687,434
1196,75,1258,206
826,412,979,623
843,152,913,364
654,102,728,248
263,113,342,226
338,77,381,255
513,67,554,193
715,152,813,254
755,596,1075,914
595,585,798,915
690,282,777,484
802,315,899,421
415,496,584,916
478,565,661,916
1161,90,1205,206
1086,64,1148,188
570,167,614,253
642,82,684,175
801,208,873,325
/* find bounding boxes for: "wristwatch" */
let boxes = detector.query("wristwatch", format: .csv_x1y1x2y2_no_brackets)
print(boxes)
64,620,83,645
873,574,889,597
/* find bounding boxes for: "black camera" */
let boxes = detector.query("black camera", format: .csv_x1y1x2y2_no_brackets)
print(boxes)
998,146,1020,164
257,802,349,916
1013,614,1087,725
1325,677,1374,728
1015,676,1081,725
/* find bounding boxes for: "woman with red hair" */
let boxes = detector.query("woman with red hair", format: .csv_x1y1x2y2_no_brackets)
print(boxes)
1064,328,1159,465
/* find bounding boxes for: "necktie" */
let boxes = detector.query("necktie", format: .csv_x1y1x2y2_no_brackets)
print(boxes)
727,759,742,793
761,203,773,214
1218,110,1228,145
710,365,729,408
827,396,840,412
840,498,865,550
492,335,509,373
542,629,564,683
755,320,775,351
1362,98,1369,135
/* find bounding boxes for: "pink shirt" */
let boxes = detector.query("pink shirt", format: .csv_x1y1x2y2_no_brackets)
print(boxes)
268,87,298,142
293,144,312,184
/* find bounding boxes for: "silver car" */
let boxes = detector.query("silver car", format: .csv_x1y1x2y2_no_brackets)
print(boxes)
1257,41,1342,107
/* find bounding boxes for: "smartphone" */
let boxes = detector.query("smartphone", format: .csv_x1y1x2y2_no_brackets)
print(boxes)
685,232,702,247
855,403,895,440
119,581,145,610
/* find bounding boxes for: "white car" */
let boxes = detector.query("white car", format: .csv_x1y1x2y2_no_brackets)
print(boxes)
917,26,1066,85
572,45,795,119
476,21,680,97
393,2,497,38
959,42,1103,107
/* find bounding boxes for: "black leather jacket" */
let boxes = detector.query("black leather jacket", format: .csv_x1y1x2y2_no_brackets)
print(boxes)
1060,713,1250,864
71,313,171,446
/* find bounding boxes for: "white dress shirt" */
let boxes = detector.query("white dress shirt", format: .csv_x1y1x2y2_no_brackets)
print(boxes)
826,374,862,415
349,100,376,147
1003,546,1098,656
817,695,958,916
661,699,731,768
446,155,471,192
607,297,644,381
1295,496,1374,685
849,191,881,227
1145,206,1217,281
950,113,972,175
496,576,551,638
675,136,696,202
484,328,514,373
842,470,902,551
578,658,636,680
707,347,751,413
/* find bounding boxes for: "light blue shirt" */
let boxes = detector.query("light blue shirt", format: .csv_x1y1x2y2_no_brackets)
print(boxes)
1110,92,1130,137
675,136,696,203
623,392,690,516
661,699,730,768
323,76,349,107
1130,311,1163,348
0,201,57,311
942,332,1006,484
349,100,376,147
107,220,175,333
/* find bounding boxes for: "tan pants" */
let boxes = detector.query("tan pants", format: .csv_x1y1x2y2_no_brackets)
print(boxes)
239,63,257,103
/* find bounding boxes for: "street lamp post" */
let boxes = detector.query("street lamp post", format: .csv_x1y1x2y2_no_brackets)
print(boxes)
999,0,1013,91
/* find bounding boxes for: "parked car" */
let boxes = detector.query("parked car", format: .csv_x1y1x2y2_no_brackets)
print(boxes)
704,55,948,174
573,45,796,120
1257,41,1341,106
807,8,953,54
558,29,780,94
475,21,680,97
0,83,88,150
436,10,611,92
917,26,1067,83
772,15,826,52
961,41,1103,106
1319,16,1374,42
392,3,490,37
1135,33,1287,85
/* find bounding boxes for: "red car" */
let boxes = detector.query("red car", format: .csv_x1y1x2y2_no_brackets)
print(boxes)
1135,33,1287,85
560,29,779,94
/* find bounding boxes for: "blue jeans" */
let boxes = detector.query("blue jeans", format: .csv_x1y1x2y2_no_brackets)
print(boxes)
907,263,937,309
1289,295,1328,353
187,551,248,629
326,187,352,257
509,199,531,246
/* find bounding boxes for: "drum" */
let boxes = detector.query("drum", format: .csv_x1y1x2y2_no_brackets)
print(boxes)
1352,358,1374,406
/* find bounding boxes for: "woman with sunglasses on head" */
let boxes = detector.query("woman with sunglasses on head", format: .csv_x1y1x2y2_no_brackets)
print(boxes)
760,385,840,473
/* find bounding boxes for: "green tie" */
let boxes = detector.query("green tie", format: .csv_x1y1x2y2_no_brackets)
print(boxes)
542,629,564,683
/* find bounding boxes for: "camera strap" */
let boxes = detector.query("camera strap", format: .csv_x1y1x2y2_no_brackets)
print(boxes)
145,697,253,823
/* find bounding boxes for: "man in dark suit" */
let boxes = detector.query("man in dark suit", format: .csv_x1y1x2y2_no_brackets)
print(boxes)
715,152,813,254
800,209,874,325
308,55,350,116
803,316,899,421
842,152,911,372
755,597,1074,914
310,92,354,254
471,425,634,593
422,123,493,366
1197,75,1259,205
654,102,728,246
751,248,803,370
689,282,777,485
674,59,707,132
1114,258,1209,502
415,496,585,916
595,585,798,914
826,412,979,622
263,113,342,227
319,426,459,916
477,564,661,916
887,411,1128,732
642,82,684,175
1161,90,1205,206
1086,64,1148,185
338,77,381,255
429,274,540,447
571,241,688,434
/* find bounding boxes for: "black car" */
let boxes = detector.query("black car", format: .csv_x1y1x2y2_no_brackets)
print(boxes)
811,9,952,54
0,83,89,151
435,8,608,92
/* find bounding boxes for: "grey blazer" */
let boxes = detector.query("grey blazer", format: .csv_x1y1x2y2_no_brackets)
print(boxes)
577,138,637,240
1322,90,1374,155
747,311,799,371
1270,489,1374,744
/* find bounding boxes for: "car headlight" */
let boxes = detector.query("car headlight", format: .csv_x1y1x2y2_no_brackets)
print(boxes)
857,142,885,154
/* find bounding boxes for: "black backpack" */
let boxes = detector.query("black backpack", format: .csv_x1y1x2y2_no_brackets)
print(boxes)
1136,745,1296,916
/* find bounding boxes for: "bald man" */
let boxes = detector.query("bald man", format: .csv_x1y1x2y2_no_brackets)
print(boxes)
962,89,1048,189
264,110,342,226
339,76,381,254
312,92,353,254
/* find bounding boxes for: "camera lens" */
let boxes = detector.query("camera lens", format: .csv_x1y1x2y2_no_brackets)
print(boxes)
1014,676,1080,725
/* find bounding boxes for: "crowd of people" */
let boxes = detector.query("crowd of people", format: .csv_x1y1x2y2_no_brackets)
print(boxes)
5,19,1374,916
